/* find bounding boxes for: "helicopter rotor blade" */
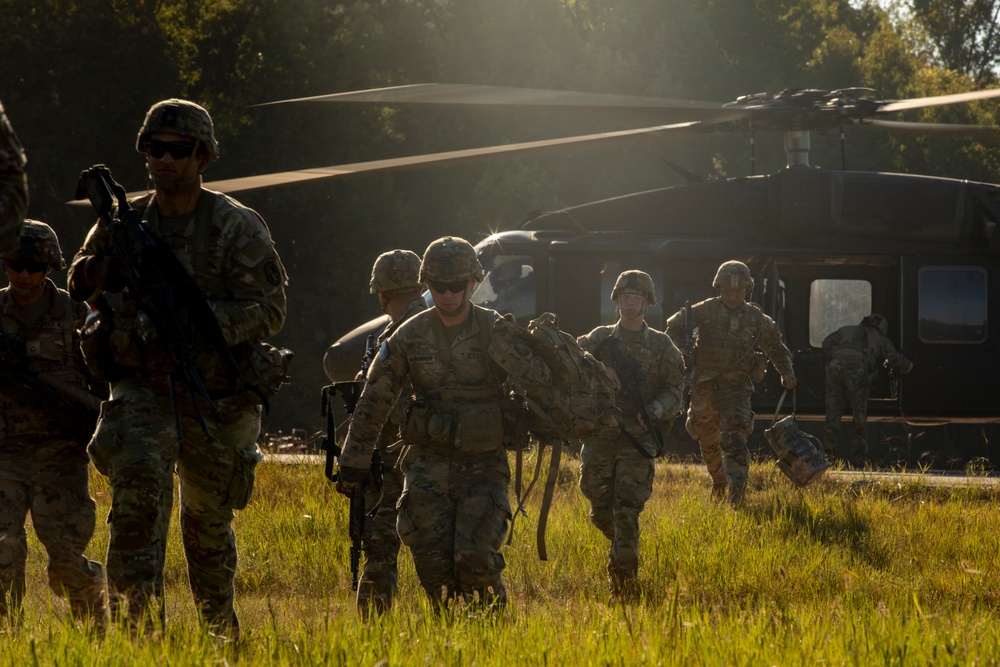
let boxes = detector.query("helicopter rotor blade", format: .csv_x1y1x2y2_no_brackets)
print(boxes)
199,120,712,195
862,119,1000,139
256,83,754,123
878,87,1000,113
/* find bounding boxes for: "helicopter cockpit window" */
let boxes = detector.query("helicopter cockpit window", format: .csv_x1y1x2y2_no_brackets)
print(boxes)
808,279,872,347
473,254,536,321
599,261,663,326
917,266,987,344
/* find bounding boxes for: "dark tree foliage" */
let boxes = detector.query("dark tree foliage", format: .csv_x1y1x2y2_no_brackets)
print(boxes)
1,0,997,435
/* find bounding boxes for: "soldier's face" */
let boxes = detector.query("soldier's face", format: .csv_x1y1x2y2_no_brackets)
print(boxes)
144,130,207,187
617,290,648,320
5,260,49,302
720,285,747,308
430,278,473,316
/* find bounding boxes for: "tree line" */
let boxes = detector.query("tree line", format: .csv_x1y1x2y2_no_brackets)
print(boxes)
1,0,998,434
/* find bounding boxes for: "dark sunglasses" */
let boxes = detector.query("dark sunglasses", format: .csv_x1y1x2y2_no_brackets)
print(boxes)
429,280,469,295
6,259,47,274
143,139,197,160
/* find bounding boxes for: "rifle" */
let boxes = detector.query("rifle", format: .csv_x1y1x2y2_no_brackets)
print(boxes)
318,333,380,590
75,165,245,439
0,332,100,443
598,336,665,458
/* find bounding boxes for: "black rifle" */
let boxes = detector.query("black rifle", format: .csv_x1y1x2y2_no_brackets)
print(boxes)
75,165,246,439
318,334,380,590
599,336,665,458
0,332,100,443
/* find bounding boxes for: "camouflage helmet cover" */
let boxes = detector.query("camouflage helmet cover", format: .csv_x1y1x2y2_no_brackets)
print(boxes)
419,236,485,283
2,219,64,270
611,270,656,305
862,313,889,335
712,260,754,293
136,99,219,160
370,249,422,294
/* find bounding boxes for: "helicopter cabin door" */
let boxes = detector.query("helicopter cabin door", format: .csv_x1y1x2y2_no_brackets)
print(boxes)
899,256,1000,422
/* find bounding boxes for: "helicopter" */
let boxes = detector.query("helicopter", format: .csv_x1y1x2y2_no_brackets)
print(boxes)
203,83,1000,457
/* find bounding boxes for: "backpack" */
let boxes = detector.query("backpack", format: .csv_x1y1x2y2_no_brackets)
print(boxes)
489,312,621,440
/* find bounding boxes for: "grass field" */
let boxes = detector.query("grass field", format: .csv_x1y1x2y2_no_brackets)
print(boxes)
4,452,1000,666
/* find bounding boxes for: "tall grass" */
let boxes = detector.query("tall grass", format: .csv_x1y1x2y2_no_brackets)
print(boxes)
5,453,1000,665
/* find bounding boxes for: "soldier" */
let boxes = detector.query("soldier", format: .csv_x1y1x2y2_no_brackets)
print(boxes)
352,249,428,614
0,102,27,254
665,261,796,506
0,221,107,629
576,270,684,601
822,314,913,465
67,99,287,641
336,237,524,609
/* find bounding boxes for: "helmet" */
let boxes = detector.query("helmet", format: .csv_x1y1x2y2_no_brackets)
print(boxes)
370,249,422,294
419,236,485,283
862,314,889,335
611,270,656,305
2,219,64,270
712,260,754,293
136,99,219,161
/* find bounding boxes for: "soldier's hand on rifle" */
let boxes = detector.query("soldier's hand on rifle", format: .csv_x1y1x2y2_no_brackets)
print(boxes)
781,373,797,390
335,465,373,497
638,401,663,428
80,256,128,292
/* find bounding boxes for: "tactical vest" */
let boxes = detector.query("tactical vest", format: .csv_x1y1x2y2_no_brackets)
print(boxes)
692,302,763,375
402,307,506,453
0,286,89,437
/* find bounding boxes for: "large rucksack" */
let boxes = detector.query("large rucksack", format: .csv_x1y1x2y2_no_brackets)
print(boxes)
490,312,621,440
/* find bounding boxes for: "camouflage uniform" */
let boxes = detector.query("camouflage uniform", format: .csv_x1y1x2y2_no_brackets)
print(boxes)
823,315,913,463
66,100,287,638
0,221,106,626
339,238,514,607
0,102,27,255
355,250,428,613
665,262,794,505
578,282,684,598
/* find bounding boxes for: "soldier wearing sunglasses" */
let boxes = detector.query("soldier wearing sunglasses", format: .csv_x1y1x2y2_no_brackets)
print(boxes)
0,220,108,630
67,99,287,642
336,236,537,611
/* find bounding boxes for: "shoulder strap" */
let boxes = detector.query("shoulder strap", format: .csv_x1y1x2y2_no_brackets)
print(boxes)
191,190,218,277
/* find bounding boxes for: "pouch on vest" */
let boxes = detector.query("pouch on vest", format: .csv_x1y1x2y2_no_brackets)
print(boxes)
749,350,769,384
403,401,453,446
455,402,503,453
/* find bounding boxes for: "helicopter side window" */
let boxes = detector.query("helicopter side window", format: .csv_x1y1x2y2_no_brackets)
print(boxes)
473,254,537,321
917,267,987,344
599,261,663,326
808,279,872,347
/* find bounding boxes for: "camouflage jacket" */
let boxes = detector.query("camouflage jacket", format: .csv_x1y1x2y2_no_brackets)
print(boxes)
340,304,508,469
822,324,912,381
0,102,27,255
665,297,793,386
0,281,90,437
581,321,685,433
373,296,429,454
67,188,287,388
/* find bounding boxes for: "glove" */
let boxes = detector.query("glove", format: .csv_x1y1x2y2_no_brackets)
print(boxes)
336,465,373,497
83,256,128,292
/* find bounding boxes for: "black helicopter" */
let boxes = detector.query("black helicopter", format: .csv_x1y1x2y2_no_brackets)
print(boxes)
205,84,1000,453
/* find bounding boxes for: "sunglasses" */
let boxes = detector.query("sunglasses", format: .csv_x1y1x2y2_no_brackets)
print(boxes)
143,139,197,160
6,259,47,274
429,280,469,295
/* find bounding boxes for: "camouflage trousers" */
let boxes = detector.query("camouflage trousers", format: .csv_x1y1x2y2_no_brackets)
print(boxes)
686,380,754,501
579,429,655,592
824,357,869,462
0,436,106,623
397,446,511,605
356,459,404,613
88,376,262,637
